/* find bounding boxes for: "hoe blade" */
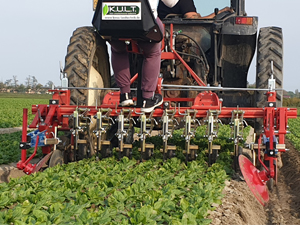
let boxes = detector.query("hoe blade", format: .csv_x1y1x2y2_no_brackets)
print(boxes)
32,152,53,173
239,155,269,206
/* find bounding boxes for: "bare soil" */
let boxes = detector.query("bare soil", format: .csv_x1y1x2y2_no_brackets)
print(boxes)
0,127,22,135
0,163,26,183
1,127,300,224
209,141,300,225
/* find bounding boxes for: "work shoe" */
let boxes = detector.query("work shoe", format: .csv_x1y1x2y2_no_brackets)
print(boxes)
119,93,134,106
141,93,163,113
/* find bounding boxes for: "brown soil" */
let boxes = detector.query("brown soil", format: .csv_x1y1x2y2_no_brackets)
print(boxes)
0,163,26,183
209,141,300,225
0,158,40,183
0,127,22,135
1,127,300,224
0,128,37,183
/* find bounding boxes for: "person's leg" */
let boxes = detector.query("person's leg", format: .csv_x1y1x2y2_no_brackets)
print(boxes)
139,18,164,99
110,40,131,94
110,40,133,106
138,18,164,112
138,41,161,99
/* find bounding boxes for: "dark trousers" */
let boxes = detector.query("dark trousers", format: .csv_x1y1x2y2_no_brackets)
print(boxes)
110,18,163,99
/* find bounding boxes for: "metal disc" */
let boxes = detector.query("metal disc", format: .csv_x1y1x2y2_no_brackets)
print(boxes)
239,155,269,206
32,152,53,173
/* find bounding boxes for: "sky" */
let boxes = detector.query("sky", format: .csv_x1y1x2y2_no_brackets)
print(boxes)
0,0,298,92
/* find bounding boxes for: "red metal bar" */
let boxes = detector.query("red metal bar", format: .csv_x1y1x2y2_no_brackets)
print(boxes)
168,24,207,87
277,108,287,145
264,107,275,150
31,104,297,120
266,91,276,103
17,128,39,173
29,105,47,128
51,90,71,105
130,73,139,85
21,108,28,162
17,108,28,170
161,24,165,51
44,105,58,126
24,136,39,165
161,52,179,60
156,76,163,95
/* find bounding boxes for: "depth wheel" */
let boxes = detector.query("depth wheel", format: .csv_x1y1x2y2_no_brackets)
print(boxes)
209,149,218,165
77,133,96,160
267,178,274,191
101,146,112,159
78,144,87,160
141,148,153,161
49,150,64,167
118,126,134,160
263,158,277,191
186,150,197,162
120,148,132,159
166,150,176,160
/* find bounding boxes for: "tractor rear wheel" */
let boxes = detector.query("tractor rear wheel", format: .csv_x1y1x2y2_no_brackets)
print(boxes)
64,26,113,160
255,27,283,133
64,26,111,106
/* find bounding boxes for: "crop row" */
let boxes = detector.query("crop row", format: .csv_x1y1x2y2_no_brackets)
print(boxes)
0,113,251,223
0,124,249,167
0,98,48,128
0,157,228,224
0,132,42,165
287,117,300,150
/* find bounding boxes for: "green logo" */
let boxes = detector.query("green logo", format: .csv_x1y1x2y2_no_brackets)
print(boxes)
102,3,141,20
103,4,109,16
103,4,140,16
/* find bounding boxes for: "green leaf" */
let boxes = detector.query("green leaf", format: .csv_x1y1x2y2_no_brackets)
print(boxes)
180,198,189,212
78,210,89,223
161,199,175,213
13,221,27,225
12,206,23,220
33,209,49,222
0,195,10,208
98,209,112,224
21,202,34,215
182,212,197,225
103,4,109,15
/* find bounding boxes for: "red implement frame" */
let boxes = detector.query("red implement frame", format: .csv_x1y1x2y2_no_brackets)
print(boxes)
17,87,297,176
16,23,297,187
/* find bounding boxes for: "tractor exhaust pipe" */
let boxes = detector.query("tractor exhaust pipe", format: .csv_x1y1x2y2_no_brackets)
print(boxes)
231,0,246,16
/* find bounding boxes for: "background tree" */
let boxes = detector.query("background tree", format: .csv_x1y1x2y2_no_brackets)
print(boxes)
46,80,54,88
295,89,299,98
0,81,4,89
16,84,26,93
25,75,31,88
4,79,12,88
12,75,18,88
32,76,38,88
35,83,44,93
